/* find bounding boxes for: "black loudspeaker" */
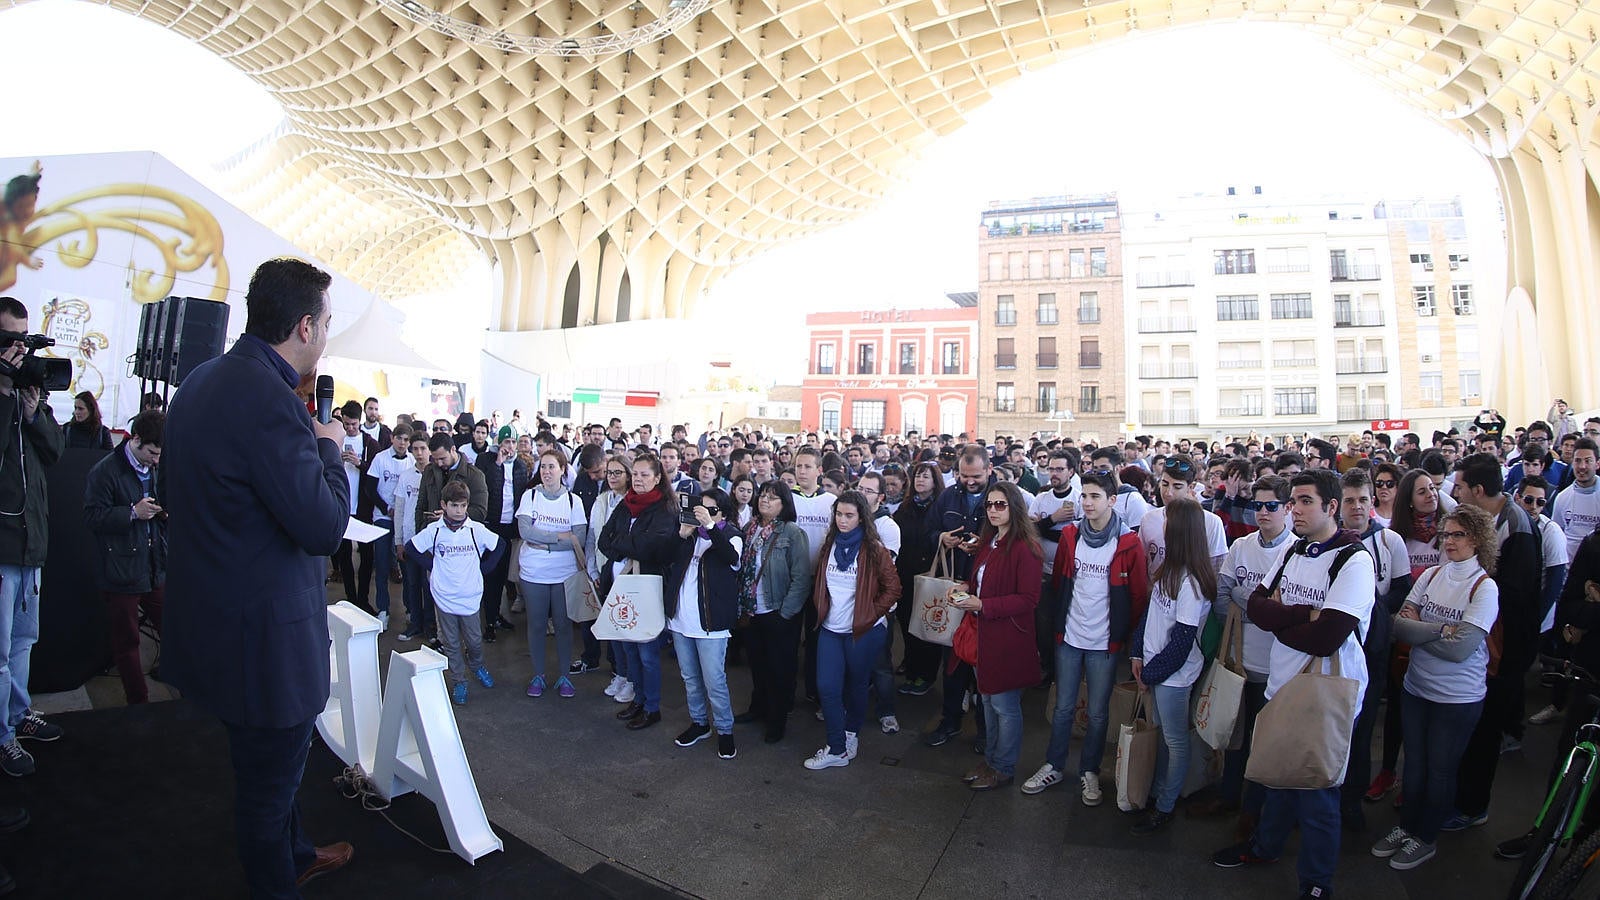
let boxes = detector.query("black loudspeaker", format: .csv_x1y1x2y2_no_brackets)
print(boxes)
133,298,164,380
159,297,230,387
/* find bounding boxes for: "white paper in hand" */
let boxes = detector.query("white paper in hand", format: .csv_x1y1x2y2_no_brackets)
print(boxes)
344,518,390,544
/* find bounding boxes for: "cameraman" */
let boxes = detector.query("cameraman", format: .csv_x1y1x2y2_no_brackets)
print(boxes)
0,297,65,777
83,410,165,705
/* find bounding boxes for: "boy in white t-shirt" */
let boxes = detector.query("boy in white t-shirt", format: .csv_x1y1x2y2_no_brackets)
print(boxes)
410,482,505,705
1138,458,1229,577
1212,469,1374,900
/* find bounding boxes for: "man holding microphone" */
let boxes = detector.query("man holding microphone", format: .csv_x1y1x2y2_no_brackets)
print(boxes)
163,259,355,897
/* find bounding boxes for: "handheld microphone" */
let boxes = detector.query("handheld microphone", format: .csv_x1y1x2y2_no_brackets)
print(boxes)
315,375,335,425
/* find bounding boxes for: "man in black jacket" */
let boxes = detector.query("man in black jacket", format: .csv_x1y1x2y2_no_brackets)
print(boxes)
1449,451,1545,828
476,435,530,640
83,410,166,705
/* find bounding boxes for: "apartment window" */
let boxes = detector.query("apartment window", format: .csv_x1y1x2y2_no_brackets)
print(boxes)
1409,253,1434,272
1219,389,1264,417
1448,253,1469,269
1008,252,1025,280
898,342,917,375
1459,370,1481,399
1418,324,1442,364
1217,341,1262,369
1419,372,1443,404
1049,249,1065,279
1037,382,1058,414
1069,249,1086,278
1080,338,1101,368
996,295,1016,326
1028,251,1046,280
996,382,1016,413
856,343,875,375
1078,291,1100,323
1272,339,1316,367
987,253,1004,281
1273,387,1318,416
1037,293,1058,325
816,343,835,375
851,400,886,436
1456,325,1480,368
820,401,840,434
1266,247,1310,273
941,341,961,375
1214,248,1256,275
1329,249,1348,280
1270,292,1314,319
548,399,572,419
995,337,1016,369
1413,285,1437,317
1217,294,1259,321
1037,336,1057,369
1089,248,1108,277
1450,284,1474,316
1080,385,1101,413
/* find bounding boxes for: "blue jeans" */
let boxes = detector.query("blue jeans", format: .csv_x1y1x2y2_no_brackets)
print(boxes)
817,623,887,755
1401,688,1482,842
619,633,664,713
1147,682,1192,814
1254,786,1342,893
0,566,38,743
401,552,433,635
673,632,734,733
1045,644,1117,774
223,716,317,899
983,688,1024,777
370,518,394,615
871,625,896,719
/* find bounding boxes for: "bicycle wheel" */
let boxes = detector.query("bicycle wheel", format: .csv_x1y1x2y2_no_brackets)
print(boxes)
1512,766,1586,900
1535,828,1600,900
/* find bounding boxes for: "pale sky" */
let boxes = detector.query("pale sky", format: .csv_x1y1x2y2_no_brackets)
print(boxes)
1,2,1502,383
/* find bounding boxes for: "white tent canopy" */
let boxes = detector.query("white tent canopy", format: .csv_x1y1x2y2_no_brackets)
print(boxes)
323,300,449,373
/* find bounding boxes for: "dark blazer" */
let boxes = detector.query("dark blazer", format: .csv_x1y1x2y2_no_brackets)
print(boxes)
162,338,349,729
475,451,532,526
349,433,382,523
82,442,167,593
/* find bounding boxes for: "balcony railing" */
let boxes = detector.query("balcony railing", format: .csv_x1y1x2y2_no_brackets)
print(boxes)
1217,359,1263,369
1334,309,1385,327
995,310,1016,326
1037,399,1061,414
1270,301,1315,320
898,362,917,375
1136,271,1194,288
1078,309,1100,324
1141,408,1199,426
1272,357,1317,368
994,399,1017,412
816,365,834,375
1331,264,1382,282
1036,353,1059,368
994,353,1017,369
1338,403,1390,420
1265,263,1312,274
1139,362,1198,379
1335,356,1389,375
1137,316,1197,333
1078,398,1103,413
1037,310,1058,325
1079,352,1102,368
1218,406,1265,418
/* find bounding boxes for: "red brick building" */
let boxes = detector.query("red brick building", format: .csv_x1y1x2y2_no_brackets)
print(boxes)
800,302,979,438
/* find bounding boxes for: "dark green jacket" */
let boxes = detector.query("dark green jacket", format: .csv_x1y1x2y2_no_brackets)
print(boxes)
0,393,63,568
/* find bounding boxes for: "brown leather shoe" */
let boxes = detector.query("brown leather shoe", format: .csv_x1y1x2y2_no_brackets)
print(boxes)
962,762,994,784
615,701,643,721
625,710,661,731
296,842,353,887
969,770,1014,791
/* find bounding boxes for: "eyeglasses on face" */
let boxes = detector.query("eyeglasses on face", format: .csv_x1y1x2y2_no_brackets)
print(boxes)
1439,529,1471,541
1249,500,1284,512
983,500,1010,510
1373,479,1396,489
605,468,627,476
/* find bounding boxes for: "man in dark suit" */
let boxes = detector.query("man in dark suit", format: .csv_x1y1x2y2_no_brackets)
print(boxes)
163,258,355,897
476,435,530,638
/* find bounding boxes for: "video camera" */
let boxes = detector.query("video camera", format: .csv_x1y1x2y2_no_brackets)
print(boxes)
0,331,72,392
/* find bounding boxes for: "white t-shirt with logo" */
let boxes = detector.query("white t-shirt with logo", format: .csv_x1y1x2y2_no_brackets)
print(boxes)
516,489,583,584
369,451,410,520
1114,487,1150,530
1031,484,1081,575
1138,505,1228,576
1262,542,1376,701
1223,530,1294,678
1140,575,1209,688
823,553,859,634
668,533,742,640
1405,536,1442,579
875,513,902,561
1552,483,1600,560
1362,527,1410,605
793,491,837,566
1064,535,1118,651
1403,563,1500,704
410,519,499,616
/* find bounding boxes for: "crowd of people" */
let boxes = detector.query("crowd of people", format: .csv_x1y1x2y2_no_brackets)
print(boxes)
325,399,1600,900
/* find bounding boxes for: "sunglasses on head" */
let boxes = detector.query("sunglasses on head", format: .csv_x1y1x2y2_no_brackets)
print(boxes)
1249,500,1284,512
1166,459,1193,474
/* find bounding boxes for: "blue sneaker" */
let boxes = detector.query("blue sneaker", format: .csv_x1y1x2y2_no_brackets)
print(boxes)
1440,811,1488,832
475,666,494,688
527,675,546,698
451,682,468,706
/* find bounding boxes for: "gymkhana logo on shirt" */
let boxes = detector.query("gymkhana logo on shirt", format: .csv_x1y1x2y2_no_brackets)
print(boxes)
1565,509,1600,530
1418,592,1466,624
436,542,479,558
1078,560,1111,579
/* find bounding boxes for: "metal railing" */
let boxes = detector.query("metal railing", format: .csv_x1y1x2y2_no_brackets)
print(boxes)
1334,356,1388,375
1037,310,1058,325
1272,357,1317,368
1036,353,1058,368
1218,406,1264,418
1217,359,1263,369
1334,309,1385,327
1330,264,1381,281
995,310,1016,326
1078,309,1100,324
1140,408,1199,426
1338,403,1390,420
994,354,1017,369
1079,352,1102,368
1136,272,1193,288
1139,362,1198,379
1137,316,1197,333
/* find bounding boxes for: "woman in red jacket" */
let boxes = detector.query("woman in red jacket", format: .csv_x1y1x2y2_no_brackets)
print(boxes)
949,480,1044,790
804,490,901,771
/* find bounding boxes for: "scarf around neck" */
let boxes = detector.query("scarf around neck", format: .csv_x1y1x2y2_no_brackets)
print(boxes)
1413,510,1438,544
1079,511,1122,549
623,487,663,518
832,525,865,571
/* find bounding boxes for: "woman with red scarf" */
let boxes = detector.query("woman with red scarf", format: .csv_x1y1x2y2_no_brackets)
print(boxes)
598,454,680,731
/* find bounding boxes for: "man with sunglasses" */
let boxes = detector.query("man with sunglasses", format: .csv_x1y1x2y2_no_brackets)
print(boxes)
1505,421,1564,495
1550,437,1600,561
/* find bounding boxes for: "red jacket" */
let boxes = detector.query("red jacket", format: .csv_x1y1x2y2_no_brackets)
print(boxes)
1051,525,1150,654
961,534,1044,695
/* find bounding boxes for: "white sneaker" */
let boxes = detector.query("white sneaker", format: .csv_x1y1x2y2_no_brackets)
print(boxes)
604,675,625,697
815,708,825,721
1021,763,1063,795
1529,704,1562,725
614,683,635,704
879,715,900,734
803,747,850,770
377,611,389,633
845,731,859,760
1080,771,1103,807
